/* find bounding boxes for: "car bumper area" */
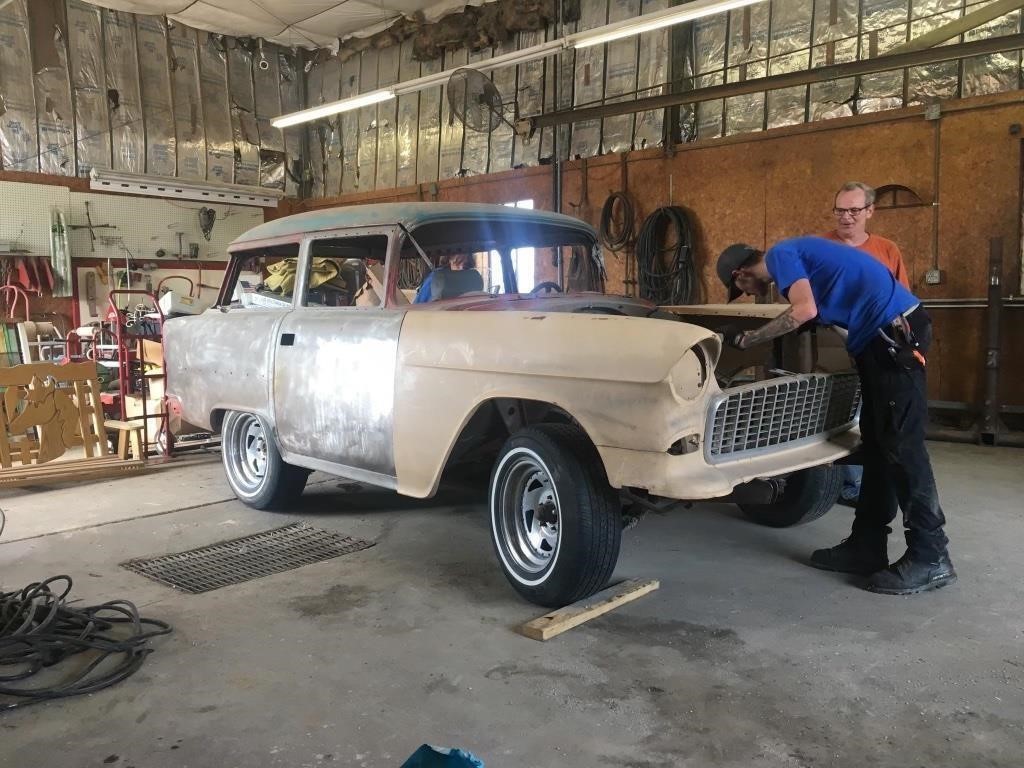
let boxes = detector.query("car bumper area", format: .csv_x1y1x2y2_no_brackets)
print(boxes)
596,427,860,501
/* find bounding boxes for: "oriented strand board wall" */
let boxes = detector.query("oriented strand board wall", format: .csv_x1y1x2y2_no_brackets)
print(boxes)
299,93,1024,407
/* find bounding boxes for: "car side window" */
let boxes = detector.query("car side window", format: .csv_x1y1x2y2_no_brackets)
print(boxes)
303,235,390,308
224,243,301,309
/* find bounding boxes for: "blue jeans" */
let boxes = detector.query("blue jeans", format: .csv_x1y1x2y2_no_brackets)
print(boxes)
840,464,863,499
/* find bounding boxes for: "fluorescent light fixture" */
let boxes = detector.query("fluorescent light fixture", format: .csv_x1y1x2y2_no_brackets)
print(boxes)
392,40,568,96
272,0,761,128
90,169,285,208
572,0,766,48
272,89,395,128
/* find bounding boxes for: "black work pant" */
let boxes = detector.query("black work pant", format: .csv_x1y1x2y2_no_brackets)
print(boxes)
850,307,949,560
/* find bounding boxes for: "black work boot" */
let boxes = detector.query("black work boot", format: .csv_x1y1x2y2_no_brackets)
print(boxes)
809,529,890,575
865,551,956,595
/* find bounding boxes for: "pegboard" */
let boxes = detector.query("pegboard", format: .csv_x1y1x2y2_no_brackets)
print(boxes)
66,192,261,263
0,182,72,255
0,179,262,262
75,265,228,326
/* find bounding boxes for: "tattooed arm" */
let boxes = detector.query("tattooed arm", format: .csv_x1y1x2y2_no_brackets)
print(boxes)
737,278,818,349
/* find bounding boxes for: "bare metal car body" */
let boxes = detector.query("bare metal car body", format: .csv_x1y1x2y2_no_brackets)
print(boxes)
165,203,859,605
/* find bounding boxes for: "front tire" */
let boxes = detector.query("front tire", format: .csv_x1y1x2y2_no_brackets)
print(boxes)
489,424,621,607
739,465,842,528
222,410,309,510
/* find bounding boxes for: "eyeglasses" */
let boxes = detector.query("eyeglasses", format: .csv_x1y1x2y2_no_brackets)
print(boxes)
832,206,871,217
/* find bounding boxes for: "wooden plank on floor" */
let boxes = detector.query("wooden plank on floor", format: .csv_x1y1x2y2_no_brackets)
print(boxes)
0,459,145,487
0,459,141,478
518,579,660,642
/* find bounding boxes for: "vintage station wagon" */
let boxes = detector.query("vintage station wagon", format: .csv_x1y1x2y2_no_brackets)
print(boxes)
165,203,859,606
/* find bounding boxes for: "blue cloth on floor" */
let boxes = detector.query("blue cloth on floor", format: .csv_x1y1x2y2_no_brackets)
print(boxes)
400,745,484,768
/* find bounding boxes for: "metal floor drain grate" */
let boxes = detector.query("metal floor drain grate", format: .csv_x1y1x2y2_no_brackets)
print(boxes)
121,522,374,593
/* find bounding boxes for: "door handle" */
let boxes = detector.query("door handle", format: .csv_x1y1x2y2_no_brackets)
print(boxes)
280,333,295,346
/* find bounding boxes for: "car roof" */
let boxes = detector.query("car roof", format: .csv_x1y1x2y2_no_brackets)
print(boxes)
230,202,598,249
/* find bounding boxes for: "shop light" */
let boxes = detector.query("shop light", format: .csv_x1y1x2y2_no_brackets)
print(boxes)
571,0,766,49
271,89,396,129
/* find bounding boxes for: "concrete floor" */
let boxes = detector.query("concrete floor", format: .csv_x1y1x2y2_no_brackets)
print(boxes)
1,441,1022,768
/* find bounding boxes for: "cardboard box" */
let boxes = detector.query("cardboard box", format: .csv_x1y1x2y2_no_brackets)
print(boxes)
141,339,164,368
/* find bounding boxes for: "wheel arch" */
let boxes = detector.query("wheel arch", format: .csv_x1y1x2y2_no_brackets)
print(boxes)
412,396,605,498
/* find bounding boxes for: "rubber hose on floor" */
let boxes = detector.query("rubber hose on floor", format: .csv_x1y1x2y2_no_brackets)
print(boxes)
0,575,172,710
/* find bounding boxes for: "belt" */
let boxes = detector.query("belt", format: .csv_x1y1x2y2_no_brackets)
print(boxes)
879,303,920,335
892,303,920,324
878,305,926,367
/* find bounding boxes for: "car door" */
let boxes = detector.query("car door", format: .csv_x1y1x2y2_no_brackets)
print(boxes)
272,228,404,485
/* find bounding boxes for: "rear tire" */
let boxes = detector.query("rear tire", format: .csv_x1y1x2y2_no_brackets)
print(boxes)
739,465,842,528
489,424,621,607
221,410,309,510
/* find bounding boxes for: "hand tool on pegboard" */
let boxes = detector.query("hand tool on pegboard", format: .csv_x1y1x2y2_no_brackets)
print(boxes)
85,271,98,318
67,202,117,253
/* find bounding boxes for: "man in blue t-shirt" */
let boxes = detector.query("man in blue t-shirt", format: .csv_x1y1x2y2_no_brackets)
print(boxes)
716,236,955,595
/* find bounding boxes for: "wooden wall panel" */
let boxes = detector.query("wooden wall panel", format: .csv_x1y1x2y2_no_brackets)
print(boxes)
1002,311,1024,408
939,108,1021,298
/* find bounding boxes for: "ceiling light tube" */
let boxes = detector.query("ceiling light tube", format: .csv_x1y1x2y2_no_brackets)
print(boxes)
571,0,767,49
391,40,567,97
272,89,395,128
473,39,568,73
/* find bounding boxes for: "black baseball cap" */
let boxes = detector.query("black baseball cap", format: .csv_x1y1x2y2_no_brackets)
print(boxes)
717,243,759,302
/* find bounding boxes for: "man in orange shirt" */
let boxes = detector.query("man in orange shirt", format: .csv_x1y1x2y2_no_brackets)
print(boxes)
823,181,910,288
823,181,911,502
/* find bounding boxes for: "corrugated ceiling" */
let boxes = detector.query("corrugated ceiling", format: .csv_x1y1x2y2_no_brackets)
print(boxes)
80,0,488,49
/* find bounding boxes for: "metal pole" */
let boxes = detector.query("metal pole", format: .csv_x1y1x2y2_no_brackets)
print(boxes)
981,237,1004,445
529,33,1024,130
552,0,565,288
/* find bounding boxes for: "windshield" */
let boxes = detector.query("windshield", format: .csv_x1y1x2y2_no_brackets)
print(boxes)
399,217,602,303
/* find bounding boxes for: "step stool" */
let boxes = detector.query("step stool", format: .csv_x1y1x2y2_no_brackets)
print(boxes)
104,419,147,461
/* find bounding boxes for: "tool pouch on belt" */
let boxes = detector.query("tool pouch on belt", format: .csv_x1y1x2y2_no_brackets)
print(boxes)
887,316,926,370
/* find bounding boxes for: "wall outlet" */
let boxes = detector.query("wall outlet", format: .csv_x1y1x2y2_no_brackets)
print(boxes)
925,268,944,285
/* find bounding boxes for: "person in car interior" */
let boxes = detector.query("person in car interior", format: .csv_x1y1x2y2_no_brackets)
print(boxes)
414,253,484,303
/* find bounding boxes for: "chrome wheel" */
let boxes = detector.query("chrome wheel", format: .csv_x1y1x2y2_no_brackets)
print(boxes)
493,448,562,582
226,413,269,494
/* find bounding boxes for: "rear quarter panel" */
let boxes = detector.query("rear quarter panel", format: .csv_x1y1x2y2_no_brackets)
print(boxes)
164,308,284,431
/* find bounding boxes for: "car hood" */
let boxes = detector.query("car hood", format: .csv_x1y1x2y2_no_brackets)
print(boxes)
410,292,667,317
398,309,719,385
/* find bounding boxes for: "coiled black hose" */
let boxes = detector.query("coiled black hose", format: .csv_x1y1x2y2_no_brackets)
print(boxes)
599,192,635,251
0,575,172,710
635,206,696,306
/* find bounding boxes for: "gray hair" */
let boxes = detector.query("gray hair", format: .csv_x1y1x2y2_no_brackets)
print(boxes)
836,181,876,206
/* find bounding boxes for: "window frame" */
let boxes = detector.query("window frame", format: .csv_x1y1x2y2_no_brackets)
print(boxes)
296,225,399,310
216,238,303,310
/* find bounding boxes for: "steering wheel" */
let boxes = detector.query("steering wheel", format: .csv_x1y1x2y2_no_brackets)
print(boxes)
530,281,563,295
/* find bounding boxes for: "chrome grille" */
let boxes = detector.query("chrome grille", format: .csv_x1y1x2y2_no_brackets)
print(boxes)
706,373,860,461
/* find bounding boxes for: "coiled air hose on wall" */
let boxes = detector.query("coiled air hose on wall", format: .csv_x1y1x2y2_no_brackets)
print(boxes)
635,206,697,306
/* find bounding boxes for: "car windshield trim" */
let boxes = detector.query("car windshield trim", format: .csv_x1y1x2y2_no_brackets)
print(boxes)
398,224,435,273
